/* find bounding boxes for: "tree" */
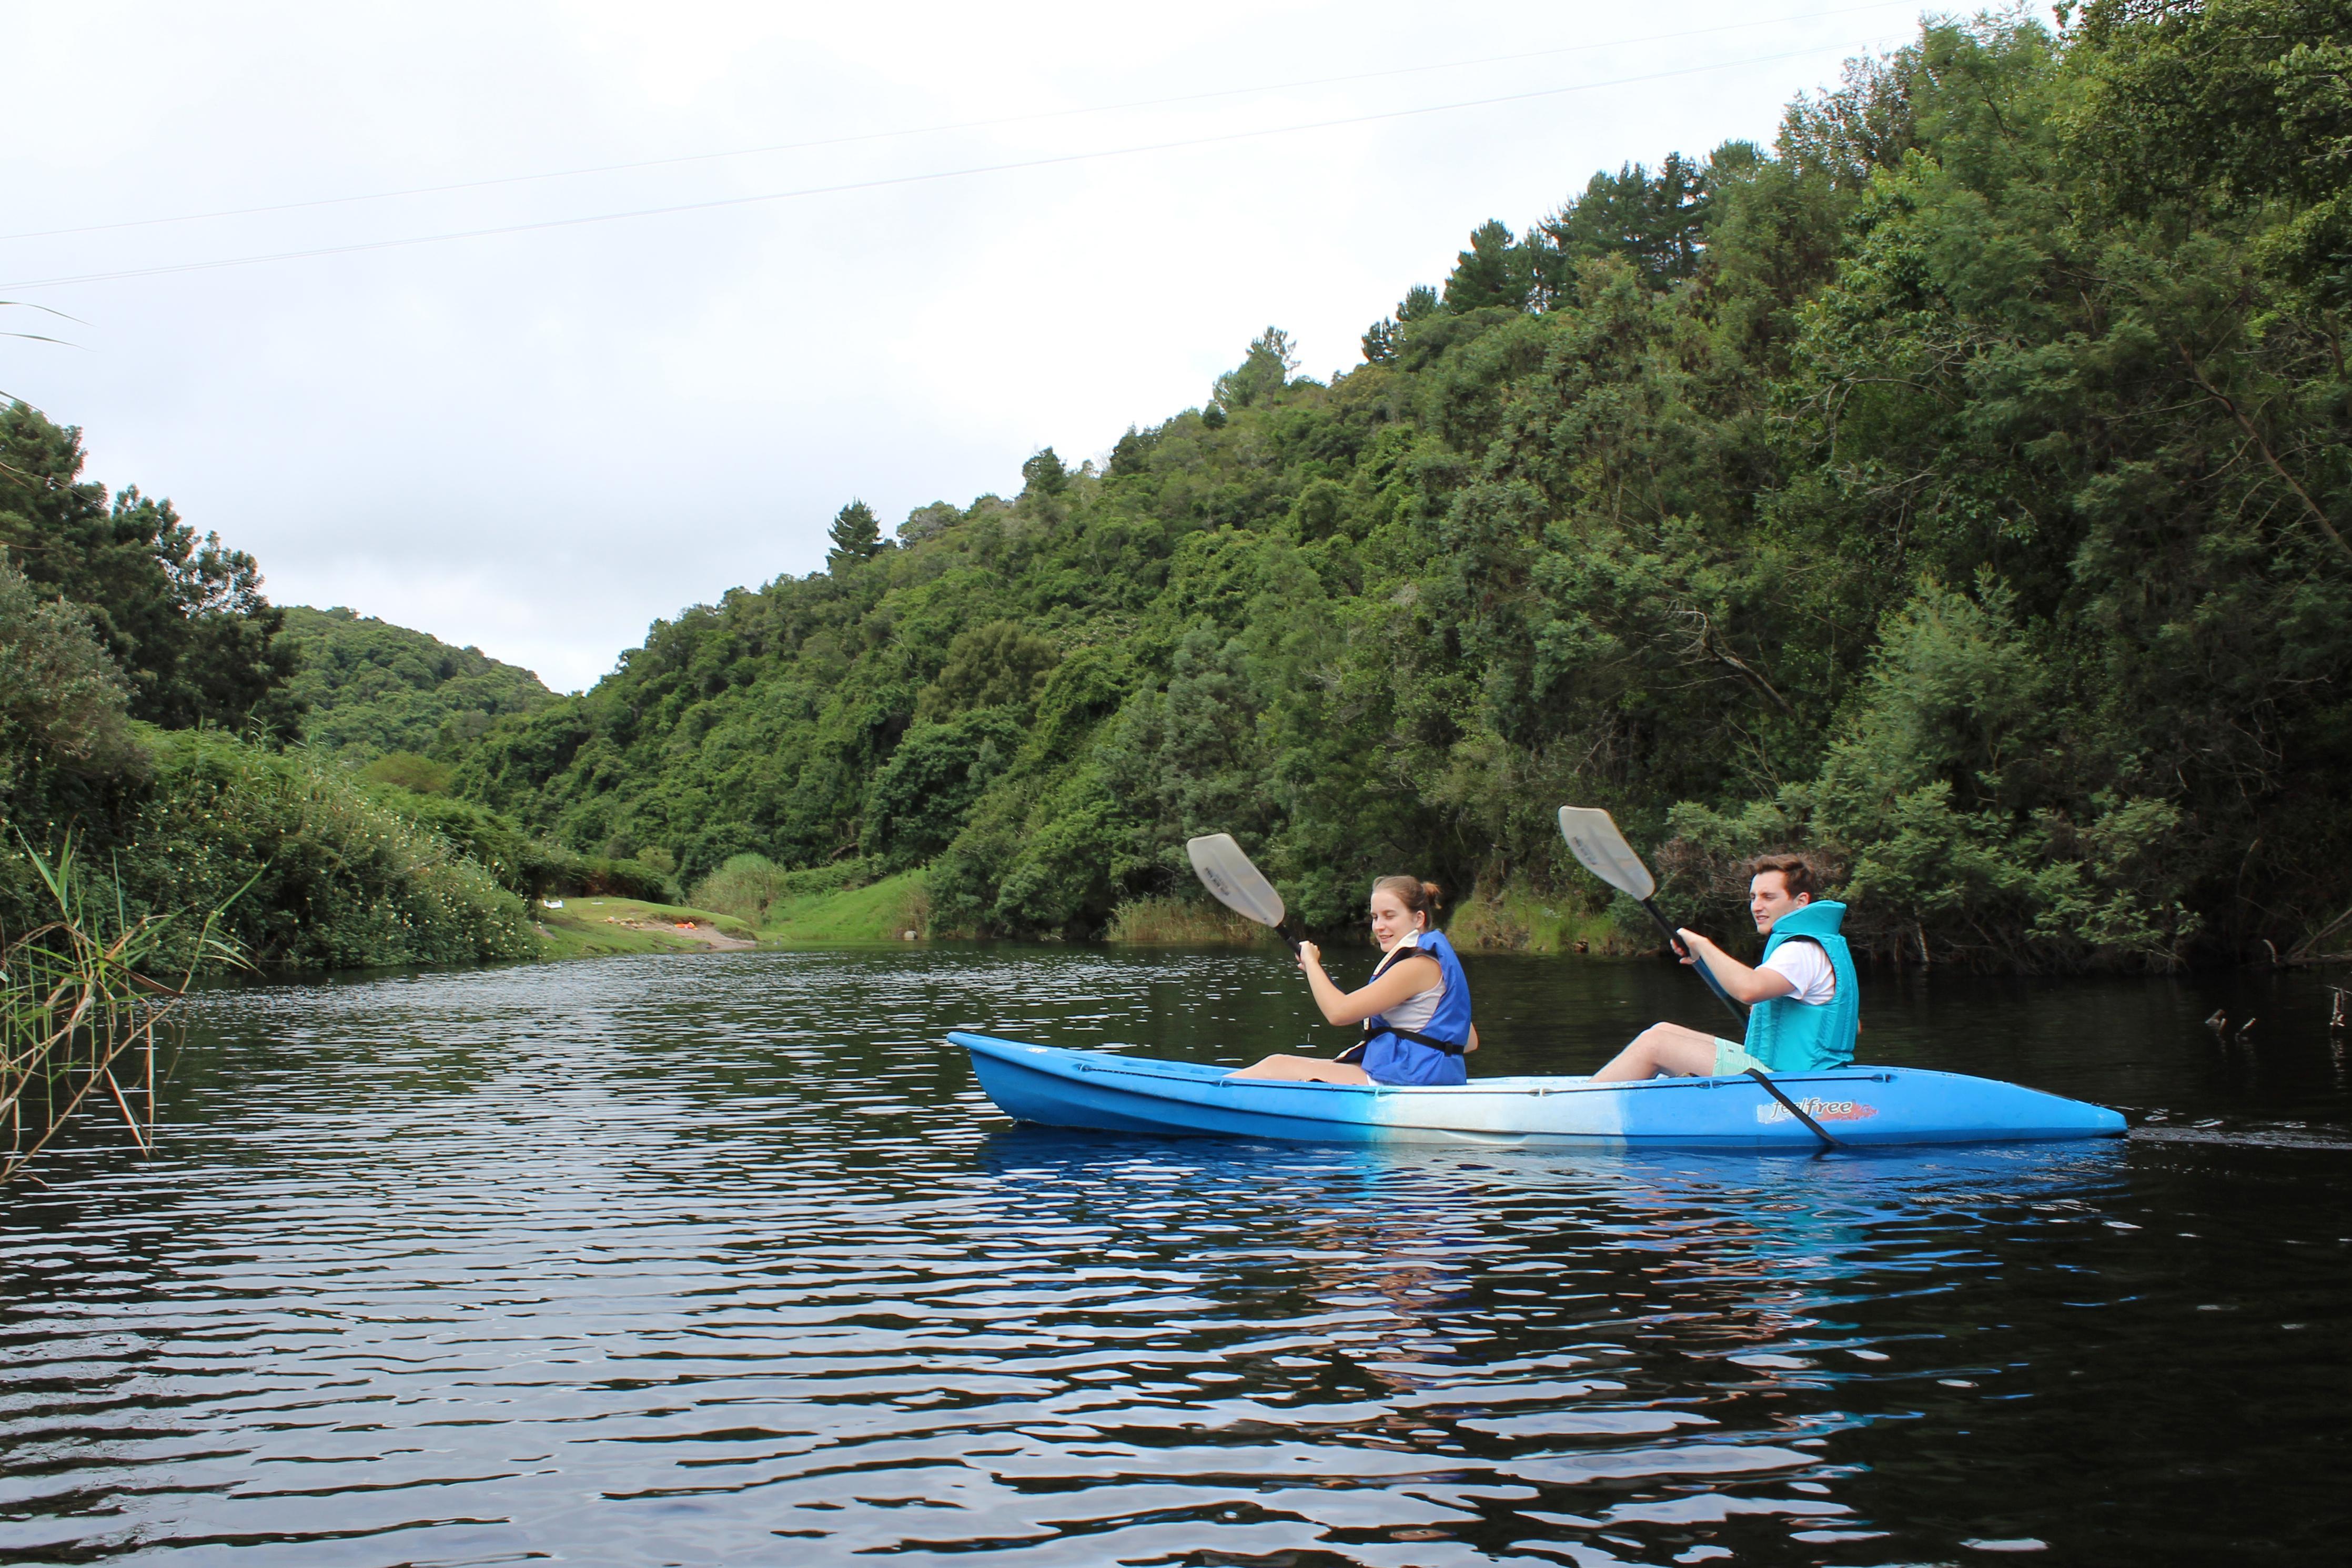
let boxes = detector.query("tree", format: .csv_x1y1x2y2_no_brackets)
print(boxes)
1021,448,1069,499
1533,153,1712,298
825,499,883,571
0,402,297,737
1212,327,1298,411
1442,220,1531,311
0,550,142,802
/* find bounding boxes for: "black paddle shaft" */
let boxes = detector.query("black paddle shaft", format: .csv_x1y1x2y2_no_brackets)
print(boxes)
1745,1068,1841,1150
1635,897,1748,1028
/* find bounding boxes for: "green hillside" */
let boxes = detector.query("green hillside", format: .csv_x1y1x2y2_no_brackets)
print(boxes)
9,2,2346,976
281,605,552,761
453,5,2352,969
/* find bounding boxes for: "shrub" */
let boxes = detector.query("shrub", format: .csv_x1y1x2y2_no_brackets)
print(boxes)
102,730,538,970
690,852,792,925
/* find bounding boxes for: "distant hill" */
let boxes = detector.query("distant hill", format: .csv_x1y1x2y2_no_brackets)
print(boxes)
282,606,552,759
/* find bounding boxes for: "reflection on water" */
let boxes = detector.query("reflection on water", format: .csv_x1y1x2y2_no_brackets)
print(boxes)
1,947,2346,1565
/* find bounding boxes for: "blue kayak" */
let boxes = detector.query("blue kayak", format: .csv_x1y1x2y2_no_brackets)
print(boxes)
952,1031,2126,1151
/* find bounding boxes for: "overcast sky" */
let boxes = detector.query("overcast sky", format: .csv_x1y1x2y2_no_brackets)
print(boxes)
4,0,1962,692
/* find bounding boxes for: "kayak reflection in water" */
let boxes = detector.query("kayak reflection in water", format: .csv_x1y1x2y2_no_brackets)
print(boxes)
1592,853,1860,1081
1229,876,1478,1086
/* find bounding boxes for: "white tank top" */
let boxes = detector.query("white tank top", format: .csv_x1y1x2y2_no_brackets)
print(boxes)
1374,934,1445,1032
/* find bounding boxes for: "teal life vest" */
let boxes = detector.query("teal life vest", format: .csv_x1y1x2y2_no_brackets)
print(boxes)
1353,929,1472,1087
1741,899,1859,1073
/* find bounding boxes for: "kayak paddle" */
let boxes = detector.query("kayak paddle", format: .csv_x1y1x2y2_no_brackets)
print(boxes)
1185,833,1299,952
1556,806,1747,1028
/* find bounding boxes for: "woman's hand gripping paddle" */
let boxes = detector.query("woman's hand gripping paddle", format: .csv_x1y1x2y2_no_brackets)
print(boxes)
1185,834,1299,953
1556,807,1747,1030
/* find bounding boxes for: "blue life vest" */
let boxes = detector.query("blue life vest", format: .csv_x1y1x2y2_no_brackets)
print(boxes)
1354,929,1472,1087
1742,899,1859,1073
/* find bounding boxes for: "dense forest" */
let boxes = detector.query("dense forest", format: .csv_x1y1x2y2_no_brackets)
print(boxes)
280,606,552,764
452,2,2352,968
5,2,2348,972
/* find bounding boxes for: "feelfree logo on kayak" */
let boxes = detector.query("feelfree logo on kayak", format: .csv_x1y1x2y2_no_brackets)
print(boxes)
1756,1097,1880,1125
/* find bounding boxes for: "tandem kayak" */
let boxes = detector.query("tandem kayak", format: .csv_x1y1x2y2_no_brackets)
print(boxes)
952,1031,2126,1151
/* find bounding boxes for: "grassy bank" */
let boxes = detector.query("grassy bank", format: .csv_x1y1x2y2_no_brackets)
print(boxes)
1103,896,1268,946
534,897,755,959
1441,888,1639,957
756,871,930,945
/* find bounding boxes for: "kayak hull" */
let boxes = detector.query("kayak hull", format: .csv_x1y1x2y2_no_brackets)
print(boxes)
951,1031,2126,1151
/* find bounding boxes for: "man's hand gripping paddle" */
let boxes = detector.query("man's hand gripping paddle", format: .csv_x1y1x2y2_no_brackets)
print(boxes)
1556,806,1745,1027
1556,807,1839,1150
1186,834,1299,953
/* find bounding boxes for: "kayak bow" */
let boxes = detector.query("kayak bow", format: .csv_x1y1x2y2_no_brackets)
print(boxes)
951,1031,2125,1151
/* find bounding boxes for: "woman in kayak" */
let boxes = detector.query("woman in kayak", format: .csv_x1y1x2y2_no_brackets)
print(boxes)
1229,875,1477,1086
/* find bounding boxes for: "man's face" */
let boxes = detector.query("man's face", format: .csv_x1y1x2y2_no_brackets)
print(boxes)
1749,871,1810,934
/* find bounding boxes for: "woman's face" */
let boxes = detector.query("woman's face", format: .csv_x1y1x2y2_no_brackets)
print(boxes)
1367,887,1425,951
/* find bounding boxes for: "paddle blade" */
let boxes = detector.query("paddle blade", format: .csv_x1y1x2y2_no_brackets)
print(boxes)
1557,806,1658,902
1185,834,1286,928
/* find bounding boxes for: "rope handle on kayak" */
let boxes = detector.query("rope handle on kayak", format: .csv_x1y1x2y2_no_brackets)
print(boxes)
1744,1069,1841,1150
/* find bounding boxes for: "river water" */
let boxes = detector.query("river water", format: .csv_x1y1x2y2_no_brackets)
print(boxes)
3,947,2347,1566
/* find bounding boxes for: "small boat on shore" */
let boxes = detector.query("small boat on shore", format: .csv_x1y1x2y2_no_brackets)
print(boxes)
952,1032,2127,1151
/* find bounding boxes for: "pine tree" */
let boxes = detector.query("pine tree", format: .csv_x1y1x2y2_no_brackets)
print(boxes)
826,499,883,571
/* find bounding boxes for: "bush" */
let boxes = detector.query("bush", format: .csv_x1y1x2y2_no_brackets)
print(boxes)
689,854,879,927
102,730,537,970
691,853,791,925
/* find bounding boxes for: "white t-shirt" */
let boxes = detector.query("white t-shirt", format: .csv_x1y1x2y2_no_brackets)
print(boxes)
1760,937,1836,1005
1375,933,1446,1032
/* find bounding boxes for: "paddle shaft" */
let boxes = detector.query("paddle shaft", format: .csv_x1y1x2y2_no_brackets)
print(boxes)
1745,1068,1841,1150
1635,897,1748,1029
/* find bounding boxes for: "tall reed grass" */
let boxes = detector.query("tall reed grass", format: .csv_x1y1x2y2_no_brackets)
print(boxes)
1,838,246,1184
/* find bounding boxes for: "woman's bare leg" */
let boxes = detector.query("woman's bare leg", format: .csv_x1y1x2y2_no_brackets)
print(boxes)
1228,1055,1376,1084
1591,1023,1721,1083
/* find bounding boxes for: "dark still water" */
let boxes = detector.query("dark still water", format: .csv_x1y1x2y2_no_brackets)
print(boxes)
4,948,2348,1566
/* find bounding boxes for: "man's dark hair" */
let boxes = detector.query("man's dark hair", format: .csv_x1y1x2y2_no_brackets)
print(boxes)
1747,853,1819,902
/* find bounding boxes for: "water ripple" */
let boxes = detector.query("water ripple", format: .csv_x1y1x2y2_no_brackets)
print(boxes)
2,949,2347,1565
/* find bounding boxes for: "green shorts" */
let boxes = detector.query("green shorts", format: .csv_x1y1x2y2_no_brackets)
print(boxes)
1713,1038,1770,1076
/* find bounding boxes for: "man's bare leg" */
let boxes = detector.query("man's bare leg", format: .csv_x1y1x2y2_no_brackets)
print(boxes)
1228,1054,1376,1084
1591,1023,1720,1083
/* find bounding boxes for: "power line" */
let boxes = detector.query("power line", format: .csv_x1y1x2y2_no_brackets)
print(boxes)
0,1,1923,248
1,39,1897,295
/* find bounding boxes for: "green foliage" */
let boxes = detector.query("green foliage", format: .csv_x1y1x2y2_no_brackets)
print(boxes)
445,9,2352,967
1021,448,1071,498
87,730,536,970
689,852,793,925
863,710,1022,867
827,499,884,571
279,605,550,760
914,623,1059,722
362,751,454,793
0,402,298,736
2066,0,2352,307
1,550,144,805
1213,328,1298,411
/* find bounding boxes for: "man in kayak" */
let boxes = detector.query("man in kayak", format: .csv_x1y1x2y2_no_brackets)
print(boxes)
1230,875,1478,1086
1591,854,1858,1081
